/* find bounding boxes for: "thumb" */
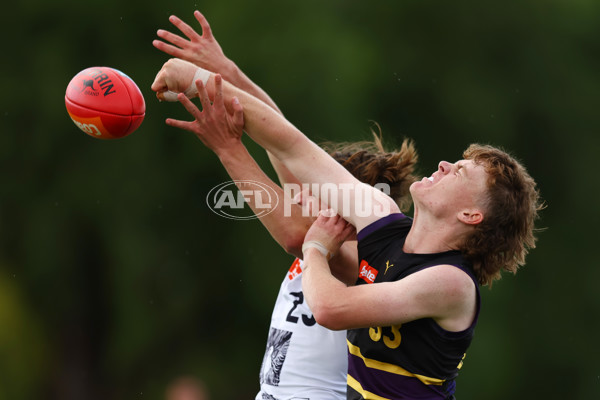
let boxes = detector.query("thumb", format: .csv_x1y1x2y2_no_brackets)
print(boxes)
151,69,168,93
151,82,166,94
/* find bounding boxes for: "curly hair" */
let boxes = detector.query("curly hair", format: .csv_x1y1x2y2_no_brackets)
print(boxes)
320,127,419,212
461,144,543,286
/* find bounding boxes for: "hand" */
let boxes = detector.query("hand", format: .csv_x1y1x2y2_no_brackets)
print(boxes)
304,210,356,257
153,11,232,76
152,58,201,95
152,58,215,102
165,74,244,156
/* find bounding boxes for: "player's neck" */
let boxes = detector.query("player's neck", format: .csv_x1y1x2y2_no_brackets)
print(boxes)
404,212,467,254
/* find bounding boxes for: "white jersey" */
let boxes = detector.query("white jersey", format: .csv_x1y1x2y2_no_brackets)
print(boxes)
256,258,347,400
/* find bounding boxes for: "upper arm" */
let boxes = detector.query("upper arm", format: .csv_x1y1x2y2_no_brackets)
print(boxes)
277,138,400,231
316,265,476,331
216,144,312,257
221,81,399,230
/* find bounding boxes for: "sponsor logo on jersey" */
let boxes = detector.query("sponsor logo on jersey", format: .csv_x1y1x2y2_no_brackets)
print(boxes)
384,260,394,274
287,258,302,280
359,260,378,284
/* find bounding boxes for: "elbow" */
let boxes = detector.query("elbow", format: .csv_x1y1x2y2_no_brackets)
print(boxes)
311,303,347,331
280,224,312,258
280,235,304,259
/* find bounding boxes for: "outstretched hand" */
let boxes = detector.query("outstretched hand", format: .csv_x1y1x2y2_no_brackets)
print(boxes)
165,74,244,156
153,10,231,75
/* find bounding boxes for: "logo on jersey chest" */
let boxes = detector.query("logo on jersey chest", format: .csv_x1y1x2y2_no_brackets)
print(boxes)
287,258,302,280
359,260,378,283
384,260,394,274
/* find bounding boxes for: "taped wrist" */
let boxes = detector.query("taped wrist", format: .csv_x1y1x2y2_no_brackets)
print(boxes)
157,68,212,102
302,240,334,260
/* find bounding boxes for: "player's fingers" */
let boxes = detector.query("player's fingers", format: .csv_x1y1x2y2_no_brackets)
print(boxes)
319,209,337,219
151,69,167,92
213,74,224,110
195,80,211,111
177,93,203,121
332,214,349,231
342,222,356,240
194,10,213,38
330,212,342,225
313,212,327,227
156,29,189,49
169,15,200,40
165,118,194,132
152,40,185,59
231,97,244,128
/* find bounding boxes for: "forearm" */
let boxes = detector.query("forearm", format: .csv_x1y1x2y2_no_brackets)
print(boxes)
152,59,397,230
219,63,298,187
213,77,397,230
267,151,302,187
223,63,282,115
328,241,359,286
302,248,350,330
216,80,342,184
217,142,312,257
155,59,330,183
155,58,356,202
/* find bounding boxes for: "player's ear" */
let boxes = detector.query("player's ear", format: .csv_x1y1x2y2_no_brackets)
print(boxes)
457,209,483,225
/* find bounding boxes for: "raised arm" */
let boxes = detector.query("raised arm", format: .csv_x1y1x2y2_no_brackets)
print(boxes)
164,73,358,283
153,10,282,114
151,59,400,231
152,10,298,187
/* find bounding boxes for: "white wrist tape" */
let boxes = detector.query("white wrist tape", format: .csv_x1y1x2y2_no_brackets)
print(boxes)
158,68,212,102
302,240,334,260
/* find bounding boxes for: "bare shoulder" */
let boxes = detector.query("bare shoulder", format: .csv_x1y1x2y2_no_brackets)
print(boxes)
409,265,477,331
421,264,475,295
408,265,476,307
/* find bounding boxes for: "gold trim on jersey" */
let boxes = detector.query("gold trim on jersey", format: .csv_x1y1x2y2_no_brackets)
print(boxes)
348,375,390,400
347,340,445,386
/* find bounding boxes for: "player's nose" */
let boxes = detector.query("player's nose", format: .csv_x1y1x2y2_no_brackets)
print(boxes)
438,161,452,174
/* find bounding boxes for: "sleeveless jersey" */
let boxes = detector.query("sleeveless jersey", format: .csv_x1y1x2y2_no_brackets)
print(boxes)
347,213,481,400
256,258,347,400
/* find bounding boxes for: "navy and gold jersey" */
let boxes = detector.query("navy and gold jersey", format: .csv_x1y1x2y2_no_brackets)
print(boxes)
347,213,481,400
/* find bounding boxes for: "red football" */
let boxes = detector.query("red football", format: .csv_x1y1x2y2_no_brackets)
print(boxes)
65,67,145,139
